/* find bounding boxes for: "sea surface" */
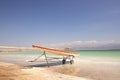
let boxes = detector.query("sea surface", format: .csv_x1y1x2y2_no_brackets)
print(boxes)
76,50,120,61
0,50,120,66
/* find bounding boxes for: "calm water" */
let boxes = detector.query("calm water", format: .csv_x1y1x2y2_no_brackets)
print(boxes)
0,50,120,62
76,50,120,61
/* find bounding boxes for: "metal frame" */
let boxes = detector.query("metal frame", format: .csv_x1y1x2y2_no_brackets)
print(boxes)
28,51,74,67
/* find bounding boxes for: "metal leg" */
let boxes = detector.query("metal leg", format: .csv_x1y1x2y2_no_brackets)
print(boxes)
28,52,45,62
44,51,49,67
28,51,49,67
70,56,74,64
70,60,74,64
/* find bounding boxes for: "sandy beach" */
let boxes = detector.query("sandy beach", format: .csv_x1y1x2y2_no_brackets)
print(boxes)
0,58,120,80
0,61,90,80
48,59,120,80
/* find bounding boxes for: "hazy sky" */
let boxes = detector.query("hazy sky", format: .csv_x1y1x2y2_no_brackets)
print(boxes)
0,0,120,47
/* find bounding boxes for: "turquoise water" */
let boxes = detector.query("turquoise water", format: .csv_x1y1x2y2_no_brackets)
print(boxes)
0,50,120,62
76,50,120,61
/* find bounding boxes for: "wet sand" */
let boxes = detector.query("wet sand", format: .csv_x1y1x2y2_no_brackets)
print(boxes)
0,62,90,80
49,59,120,80
0,53,120,80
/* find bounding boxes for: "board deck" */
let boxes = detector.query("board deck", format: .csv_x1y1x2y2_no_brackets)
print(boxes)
32,45,75,56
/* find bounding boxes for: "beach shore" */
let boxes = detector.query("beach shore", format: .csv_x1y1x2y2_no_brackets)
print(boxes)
48,59,120,80
0,58,120,80
0,61,91,80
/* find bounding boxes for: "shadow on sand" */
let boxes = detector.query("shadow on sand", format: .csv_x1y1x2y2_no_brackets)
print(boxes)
26,61,70,67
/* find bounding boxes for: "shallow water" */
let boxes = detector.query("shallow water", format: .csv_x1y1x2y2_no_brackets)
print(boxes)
76,50,120,61
0,50,120,66
0,50,120,80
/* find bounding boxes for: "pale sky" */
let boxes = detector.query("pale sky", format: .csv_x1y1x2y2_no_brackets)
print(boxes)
0,0,120,49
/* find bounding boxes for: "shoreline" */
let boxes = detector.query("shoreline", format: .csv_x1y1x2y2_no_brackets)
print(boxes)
0,61,91,80
0,58,120,80
0,51,120,80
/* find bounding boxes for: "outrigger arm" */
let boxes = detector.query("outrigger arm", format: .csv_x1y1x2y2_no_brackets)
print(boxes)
28,51,49,67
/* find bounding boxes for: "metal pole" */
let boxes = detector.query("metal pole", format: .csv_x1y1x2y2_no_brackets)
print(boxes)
44,51,49,67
